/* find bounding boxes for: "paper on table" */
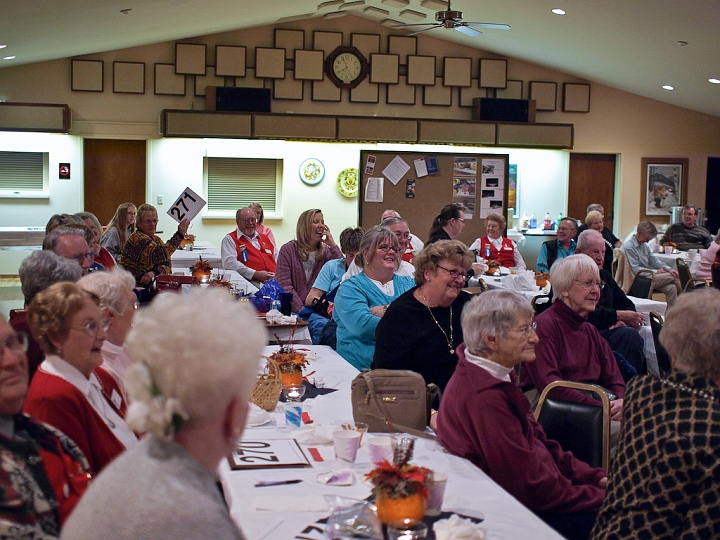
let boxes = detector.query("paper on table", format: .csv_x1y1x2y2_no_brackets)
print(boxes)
382,155,410,185
365,177,383,203
413,157,429,178
252,495,329,512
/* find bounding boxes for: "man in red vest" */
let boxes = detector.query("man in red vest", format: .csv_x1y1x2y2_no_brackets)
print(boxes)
221,208,276,283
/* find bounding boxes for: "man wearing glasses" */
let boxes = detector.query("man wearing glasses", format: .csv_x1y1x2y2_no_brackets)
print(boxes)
0,316,91,535
42,227,93,275
221,207,276,285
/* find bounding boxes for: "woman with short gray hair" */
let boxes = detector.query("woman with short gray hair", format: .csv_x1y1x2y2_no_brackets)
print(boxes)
520,254,625,414
61,289,266,540
333,226,415,370
591,287,720,539
438,290,607,540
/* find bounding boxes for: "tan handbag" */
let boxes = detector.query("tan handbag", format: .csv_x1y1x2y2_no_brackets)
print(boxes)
351,370,440,440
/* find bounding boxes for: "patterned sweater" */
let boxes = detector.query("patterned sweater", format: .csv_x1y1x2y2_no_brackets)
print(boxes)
120,229,183,285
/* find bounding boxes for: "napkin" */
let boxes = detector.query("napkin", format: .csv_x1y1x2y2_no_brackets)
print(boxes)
291,424,336,445
434,514,486,540
265,309,297,325
317,469,355,486
252,495,328,512
508,270,536,291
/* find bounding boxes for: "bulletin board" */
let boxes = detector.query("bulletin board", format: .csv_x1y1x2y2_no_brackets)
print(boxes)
358,150,510,247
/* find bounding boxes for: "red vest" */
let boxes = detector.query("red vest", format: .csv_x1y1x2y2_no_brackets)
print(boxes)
230,230,277,272
402,241,416,263
480,236,515,267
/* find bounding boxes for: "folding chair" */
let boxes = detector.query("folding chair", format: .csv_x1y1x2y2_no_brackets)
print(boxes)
648,311,672,376
676,258,709,292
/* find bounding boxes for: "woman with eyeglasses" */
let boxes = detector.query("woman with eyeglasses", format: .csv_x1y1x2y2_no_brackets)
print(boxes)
373,240,474,393
519,255,625,417
120,203,190,293
333,226,415,370
438,290,608,540
468,212,526,270
79,267,138,402
427,203,466,245
24,282,138,475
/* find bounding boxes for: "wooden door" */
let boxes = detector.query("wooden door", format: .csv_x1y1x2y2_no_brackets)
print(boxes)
83,139,146,225
568,153,617,228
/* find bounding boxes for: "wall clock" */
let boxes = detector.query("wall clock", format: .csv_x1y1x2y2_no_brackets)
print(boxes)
325,46,368,89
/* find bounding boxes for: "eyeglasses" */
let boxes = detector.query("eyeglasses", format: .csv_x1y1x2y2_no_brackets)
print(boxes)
0,332,28,358
71,318,110,338
455,218,466,223
70,252,95,264
436,265,468,281
142,218,158,225
241,217,257,223
511,322,537,336
575,279,605,290
377,244,400,253
393,232,411,240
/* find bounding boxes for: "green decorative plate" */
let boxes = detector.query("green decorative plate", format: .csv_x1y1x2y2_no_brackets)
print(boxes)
299,158,325,185
337,167,359,198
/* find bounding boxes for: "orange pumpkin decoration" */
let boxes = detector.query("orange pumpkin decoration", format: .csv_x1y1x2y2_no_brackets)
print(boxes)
375,492,426,524
280,370,303,388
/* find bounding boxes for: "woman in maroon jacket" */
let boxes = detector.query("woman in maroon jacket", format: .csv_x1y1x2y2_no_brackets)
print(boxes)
275,209,342,314
437,290,607,540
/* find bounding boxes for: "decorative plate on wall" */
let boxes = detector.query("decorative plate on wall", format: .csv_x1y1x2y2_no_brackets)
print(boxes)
299,158,325,185
337,167,359,198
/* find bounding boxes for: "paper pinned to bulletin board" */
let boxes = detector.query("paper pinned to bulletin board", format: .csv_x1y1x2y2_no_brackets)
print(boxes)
382,155,411,185
365,177,384,202
452,156,477,219
480,158,505,218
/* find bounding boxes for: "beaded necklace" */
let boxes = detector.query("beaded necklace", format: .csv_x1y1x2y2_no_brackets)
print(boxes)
661,378,719,404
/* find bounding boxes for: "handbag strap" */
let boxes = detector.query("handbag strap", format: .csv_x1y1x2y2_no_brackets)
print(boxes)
361,372,437,440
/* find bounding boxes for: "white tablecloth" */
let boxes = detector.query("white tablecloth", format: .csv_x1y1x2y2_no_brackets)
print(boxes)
653,250,689,268
627,295,666,317
470,273,550,301
219,345,564,540
171,240,222,270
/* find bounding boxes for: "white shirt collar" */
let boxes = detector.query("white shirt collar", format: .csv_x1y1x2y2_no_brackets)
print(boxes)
42,355,92,397
464,349,513,382
489,236,503,249
237,227,259,241
367,275,395,295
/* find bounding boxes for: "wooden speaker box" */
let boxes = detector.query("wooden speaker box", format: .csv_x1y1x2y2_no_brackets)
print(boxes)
472,98,536,123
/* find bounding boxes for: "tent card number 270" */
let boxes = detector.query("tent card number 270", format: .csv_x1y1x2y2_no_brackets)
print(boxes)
167,187,206,223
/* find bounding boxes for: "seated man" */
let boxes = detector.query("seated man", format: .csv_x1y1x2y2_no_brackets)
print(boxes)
42,227,93,275
0,315,91,535
660,204,712,251
536,217,578,272
221,207,276,285
381,209,424,261
576,230,646,375
622,221,681,307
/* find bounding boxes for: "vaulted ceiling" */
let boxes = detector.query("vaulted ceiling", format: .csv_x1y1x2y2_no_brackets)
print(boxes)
2,0,719,117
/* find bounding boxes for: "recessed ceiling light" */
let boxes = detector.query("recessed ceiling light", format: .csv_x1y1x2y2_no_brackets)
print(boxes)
3,56,16,60
709,78,720,84
0,45,7,49
551,8,565,15
120,8,132,14
662,85,674,91
676,40,688,46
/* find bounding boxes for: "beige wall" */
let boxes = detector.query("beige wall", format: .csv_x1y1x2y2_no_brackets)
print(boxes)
1,14,719,240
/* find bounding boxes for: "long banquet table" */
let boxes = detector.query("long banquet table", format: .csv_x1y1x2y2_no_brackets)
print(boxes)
171,240,223,270
219,345,564,540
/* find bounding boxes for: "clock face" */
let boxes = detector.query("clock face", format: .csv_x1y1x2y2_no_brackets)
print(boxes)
332,52,362,83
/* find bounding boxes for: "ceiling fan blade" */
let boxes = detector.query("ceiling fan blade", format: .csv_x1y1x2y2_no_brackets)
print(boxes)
456,25,482,37
392,22,442,28
462,22,511,30
407,25,443,36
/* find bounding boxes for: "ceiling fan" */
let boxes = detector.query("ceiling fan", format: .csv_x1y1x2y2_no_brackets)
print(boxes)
393,0,510,37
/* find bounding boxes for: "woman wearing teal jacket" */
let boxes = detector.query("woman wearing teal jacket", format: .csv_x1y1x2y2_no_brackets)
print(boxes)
334,226,414,370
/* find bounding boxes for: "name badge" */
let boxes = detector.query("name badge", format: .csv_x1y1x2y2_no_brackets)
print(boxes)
264,248,273,255
111,389,122,410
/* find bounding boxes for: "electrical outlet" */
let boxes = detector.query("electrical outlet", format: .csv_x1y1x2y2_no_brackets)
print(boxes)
157,195,163,205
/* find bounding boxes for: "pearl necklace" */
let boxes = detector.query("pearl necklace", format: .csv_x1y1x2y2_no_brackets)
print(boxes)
661,378,718,404
419,289,454,355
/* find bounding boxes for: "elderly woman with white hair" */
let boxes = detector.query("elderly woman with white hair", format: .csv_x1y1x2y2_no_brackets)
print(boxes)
438,290,607,540
61,289,266,540
78,267,138,400
591,287,720,539
519,254,625,417
333,226,415,370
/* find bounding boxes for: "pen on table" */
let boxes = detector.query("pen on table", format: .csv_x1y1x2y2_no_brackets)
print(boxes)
254,479,303,487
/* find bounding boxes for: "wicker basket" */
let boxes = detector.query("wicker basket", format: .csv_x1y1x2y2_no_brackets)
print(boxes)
250,357,282,412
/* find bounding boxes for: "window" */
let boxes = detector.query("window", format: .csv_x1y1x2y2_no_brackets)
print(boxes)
204,157,281,217
0,151,49,197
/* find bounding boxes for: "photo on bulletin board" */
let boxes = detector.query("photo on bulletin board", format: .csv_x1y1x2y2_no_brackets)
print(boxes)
483,177,500,188
454,157,477,176
453,177,475,197
508,164,517,211
454,197,476,219
482,189,496,198
406,179,416,198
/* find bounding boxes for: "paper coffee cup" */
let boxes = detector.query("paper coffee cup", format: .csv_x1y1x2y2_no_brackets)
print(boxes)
333,430,361,463
425,472,448,516
664,246,673,254
368,437,395,466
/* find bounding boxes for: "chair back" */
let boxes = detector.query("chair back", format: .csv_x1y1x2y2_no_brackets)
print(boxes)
676,258,691,290
627,269,654,299
534,381,611,471
648,311,672,376
531,294,551,315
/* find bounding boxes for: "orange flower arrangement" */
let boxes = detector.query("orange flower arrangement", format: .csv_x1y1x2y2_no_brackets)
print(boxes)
365,439,431,500
268,343,309,375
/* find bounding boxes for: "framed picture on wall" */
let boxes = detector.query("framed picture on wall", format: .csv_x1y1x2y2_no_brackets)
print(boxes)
642,157,688,219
